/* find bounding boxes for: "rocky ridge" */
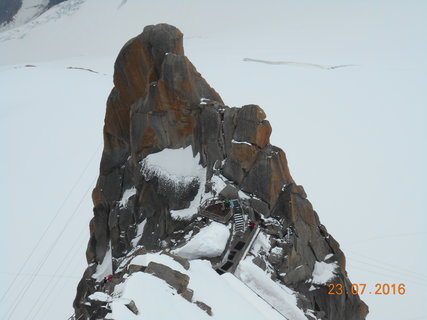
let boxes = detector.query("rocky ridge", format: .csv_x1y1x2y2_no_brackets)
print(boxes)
73,23,368,320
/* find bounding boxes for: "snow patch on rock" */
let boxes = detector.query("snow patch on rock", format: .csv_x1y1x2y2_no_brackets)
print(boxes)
172,222,230,260
251,231,271,255
141,146,208,220
131,219,146,247
92,243,113,282
140,146,204,187
312,261,338,285
130,252,187,274
119,186,136,209
88,291,112,302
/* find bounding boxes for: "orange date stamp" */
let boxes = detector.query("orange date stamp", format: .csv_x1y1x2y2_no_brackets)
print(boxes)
327,283,406,295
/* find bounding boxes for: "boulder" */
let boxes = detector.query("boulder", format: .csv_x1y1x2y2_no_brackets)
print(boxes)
195,301,213,316
144,262,189,294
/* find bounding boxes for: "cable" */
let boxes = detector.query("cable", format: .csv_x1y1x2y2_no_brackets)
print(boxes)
43,240,89,319
346,249,427,280
0,272,80,279
347,231,427,246
25,227,87,319
28,228,88,320
5,175,97,320
346,256,427,284
348,264,424,288
0,144,100,306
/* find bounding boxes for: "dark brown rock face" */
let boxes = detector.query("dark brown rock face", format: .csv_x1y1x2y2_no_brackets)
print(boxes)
74,24,368,320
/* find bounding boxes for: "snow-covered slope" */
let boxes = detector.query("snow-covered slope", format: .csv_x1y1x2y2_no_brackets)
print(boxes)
97,252,295,320
1,1,426,320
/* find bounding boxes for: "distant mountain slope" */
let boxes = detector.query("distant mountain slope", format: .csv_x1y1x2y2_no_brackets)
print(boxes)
0,0,22,25
0,0,68,29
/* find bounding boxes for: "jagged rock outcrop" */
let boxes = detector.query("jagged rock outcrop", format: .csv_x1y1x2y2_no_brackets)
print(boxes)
74,23,368,320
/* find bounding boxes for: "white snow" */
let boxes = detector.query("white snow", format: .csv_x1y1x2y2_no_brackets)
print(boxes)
311,261,338,285
129,252,187,274
109,255,289,320
140,146,203,186
235,258,307,320
141,146,208,220
210,174,227,195
324,253,333,260
238,190,252,200
172,222,230,260
92,244,113,282
106,298,139,320
130,220,146,247
119,187,136,209
232,139,252,146
250,231,271,255
88,291,112,302
1,1,426,319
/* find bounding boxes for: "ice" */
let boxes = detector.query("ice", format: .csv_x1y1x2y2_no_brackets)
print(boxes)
172,222,230,260
311,261,338,285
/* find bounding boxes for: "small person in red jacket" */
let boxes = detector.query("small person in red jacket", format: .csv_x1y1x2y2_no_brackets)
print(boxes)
103,274,113,285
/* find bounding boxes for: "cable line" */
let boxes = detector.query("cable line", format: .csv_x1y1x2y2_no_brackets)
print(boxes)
348,264,424,287
42,239,89,320
5,175,97,320
347,257,427,286
346,249,427,280
28,228,88,320
0,144,100,307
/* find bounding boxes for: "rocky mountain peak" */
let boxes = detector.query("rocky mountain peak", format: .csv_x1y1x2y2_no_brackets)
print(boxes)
74,23,368,320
